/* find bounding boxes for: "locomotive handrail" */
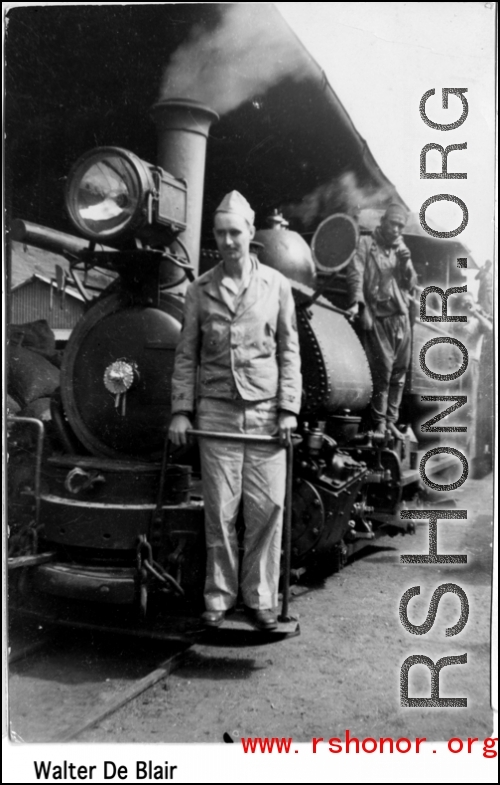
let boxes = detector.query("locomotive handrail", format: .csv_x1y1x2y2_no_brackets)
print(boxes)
186,429,300,444
7,416,45,531
186,429,299,623
305,289,351,315
296,295,351,319
10,219,117,256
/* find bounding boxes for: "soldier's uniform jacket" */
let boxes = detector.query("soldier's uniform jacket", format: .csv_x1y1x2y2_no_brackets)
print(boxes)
171,256,302,415
346,232,418,319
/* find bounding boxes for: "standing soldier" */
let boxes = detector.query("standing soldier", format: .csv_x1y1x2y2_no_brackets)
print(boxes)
346,204,417,439
168,191,302,630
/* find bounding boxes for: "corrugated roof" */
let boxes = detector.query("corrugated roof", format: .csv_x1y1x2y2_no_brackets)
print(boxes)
13,274,86,302
9,240,115,294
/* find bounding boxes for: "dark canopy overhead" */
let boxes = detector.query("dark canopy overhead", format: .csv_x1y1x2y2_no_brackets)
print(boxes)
5,3,403,244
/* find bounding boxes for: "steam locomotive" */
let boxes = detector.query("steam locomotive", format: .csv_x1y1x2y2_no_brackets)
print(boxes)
8,99,424,636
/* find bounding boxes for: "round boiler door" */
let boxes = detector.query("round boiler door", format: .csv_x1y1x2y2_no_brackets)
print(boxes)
312,213,358,274
61,296,182,457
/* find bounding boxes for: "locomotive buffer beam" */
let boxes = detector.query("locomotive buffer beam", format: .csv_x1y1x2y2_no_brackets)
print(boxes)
8,552,56,571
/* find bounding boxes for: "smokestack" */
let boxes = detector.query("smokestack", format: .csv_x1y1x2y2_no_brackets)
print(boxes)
151,99,219,274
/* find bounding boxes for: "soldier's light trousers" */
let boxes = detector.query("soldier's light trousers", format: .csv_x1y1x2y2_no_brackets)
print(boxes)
197,397,286,611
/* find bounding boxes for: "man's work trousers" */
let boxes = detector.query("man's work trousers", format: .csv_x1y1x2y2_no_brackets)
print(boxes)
197,397,286,611
363,313,412,426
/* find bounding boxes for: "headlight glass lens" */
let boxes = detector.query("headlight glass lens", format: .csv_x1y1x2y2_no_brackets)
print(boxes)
68,152,141,239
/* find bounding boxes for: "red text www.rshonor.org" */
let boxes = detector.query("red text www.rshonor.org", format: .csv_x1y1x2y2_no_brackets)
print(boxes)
241,732,498,757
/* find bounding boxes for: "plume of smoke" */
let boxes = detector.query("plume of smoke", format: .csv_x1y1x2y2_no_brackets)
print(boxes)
159,4,315,114
284,172,396,229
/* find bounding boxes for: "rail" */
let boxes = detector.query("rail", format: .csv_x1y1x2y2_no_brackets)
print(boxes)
8,626,188,742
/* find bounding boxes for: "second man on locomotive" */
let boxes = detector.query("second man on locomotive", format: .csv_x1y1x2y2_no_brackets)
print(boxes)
346,204,417,440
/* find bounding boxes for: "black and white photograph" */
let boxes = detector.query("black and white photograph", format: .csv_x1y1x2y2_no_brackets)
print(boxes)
3,3,496,782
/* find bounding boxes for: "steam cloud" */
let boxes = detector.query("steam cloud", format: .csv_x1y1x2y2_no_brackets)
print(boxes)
283,172,396,229
159,4,315,115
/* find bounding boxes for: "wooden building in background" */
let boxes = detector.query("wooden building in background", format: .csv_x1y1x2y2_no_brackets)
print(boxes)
9,240,114,341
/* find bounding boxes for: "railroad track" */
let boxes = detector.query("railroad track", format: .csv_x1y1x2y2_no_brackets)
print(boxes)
7,605,298,743
7,624,191,743
61,645,189,742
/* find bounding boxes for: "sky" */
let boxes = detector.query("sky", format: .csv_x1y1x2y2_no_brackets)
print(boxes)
277,2,496,269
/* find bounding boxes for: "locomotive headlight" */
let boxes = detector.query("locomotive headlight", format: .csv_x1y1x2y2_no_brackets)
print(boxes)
66,147,187,244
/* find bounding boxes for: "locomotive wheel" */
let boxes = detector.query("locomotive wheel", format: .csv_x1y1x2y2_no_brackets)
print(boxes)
291,479,325,564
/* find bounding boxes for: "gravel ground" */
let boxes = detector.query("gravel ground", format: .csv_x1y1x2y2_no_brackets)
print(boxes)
77,474,494,745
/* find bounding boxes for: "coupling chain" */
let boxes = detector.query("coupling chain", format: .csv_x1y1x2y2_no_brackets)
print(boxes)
136,535,184,597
